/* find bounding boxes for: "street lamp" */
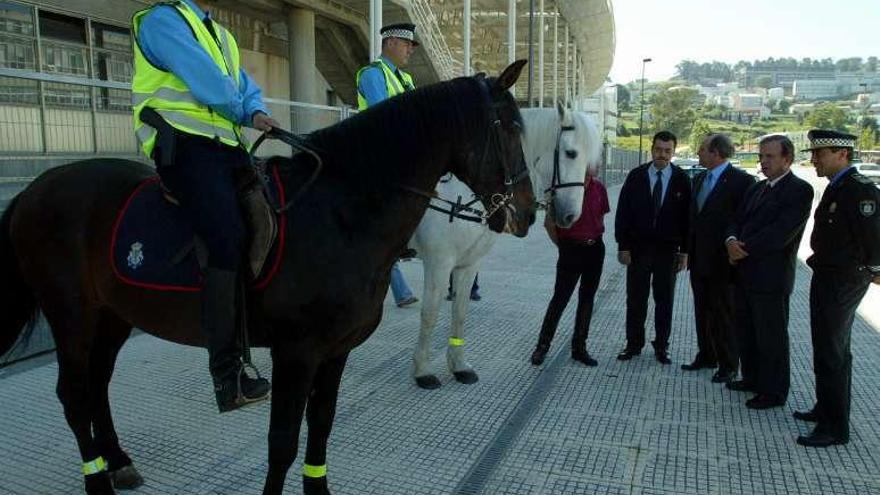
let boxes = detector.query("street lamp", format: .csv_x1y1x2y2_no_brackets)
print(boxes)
638,57,652,162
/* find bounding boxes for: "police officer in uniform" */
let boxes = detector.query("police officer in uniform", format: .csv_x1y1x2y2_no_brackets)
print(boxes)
796,130,880,447
356,23,420,307
132,0,277,412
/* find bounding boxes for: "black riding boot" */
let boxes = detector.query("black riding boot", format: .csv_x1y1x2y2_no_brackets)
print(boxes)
202,268,271,413
531,316,559,366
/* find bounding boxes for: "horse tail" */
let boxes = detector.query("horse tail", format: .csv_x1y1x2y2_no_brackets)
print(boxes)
0,194,38,358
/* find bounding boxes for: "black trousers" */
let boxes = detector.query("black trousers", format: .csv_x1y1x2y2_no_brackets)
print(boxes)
690,273,737,372
625,245,677,352
536,238,605,353
809,270,871,437
735,286,790,399
155,133,250,378
155,133,248,271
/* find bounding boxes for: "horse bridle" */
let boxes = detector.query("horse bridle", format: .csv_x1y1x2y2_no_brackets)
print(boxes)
403,77,529,224
540,123,583,206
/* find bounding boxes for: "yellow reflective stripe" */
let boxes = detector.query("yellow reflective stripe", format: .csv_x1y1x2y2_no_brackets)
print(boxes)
218,28,237,82
135,125,156,146
302,463,327,478
155,109,239,142
132,87,199,107
449,337,465,347
82,456,107,476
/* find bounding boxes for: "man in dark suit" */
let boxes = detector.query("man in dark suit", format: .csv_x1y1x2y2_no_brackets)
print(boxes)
684,133,755,383
796,129,880,447
724,135,813,409
615,131,691,364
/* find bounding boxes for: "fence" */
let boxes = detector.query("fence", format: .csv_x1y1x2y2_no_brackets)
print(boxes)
602,146,646,186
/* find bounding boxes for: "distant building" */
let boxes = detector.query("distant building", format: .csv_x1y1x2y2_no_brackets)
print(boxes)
731,93,764,112
767,87,785,101
737,65,836,89
792,80,838,100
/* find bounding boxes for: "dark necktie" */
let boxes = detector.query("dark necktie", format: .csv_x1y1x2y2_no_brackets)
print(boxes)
652,170,663,226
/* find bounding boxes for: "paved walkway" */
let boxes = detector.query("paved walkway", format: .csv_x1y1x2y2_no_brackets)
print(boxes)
1,166,879,495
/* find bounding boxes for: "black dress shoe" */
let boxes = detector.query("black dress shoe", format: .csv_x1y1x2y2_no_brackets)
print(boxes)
469,291,482,301
726,380,754,392
654,350,671,365
616,348,641,361
571,350,598,367
530,345,549,366
745,394,785,410
793,409,819,422
681,359,716,371
711,369,736,383
797,430,848,448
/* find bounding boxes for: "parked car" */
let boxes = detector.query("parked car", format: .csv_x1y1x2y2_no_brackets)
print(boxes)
679,164,707,183
853,162,880,189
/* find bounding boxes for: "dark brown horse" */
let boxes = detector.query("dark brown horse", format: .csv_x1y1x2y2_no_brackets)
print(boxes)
0,61,534,495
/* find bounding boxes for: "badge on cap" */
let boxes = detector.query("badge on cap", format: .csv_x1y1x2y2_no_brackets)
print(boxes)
829,202,837,213
860,200,876,217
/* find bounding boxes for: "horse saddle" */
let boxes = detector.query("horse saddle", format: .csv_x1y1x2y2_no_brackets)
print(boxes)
111,161,288,292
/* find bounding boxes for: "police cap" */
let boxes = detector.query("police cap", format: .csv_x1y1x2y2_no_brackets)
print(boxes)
802,129,857,152
380,23,420,46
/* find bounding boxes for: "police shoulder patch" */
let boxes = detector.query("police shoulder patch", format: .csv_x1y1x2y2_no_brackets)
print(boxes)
860,199,877,217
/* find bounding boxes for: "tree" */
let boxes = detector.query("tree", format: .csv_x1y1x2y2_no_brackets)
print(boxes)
755,75,773,89
690,119,713,153
616,84,631,111
775,99,791,114
866,56,878,73
649,87,700,140
804,103,849,132
859,127,876,150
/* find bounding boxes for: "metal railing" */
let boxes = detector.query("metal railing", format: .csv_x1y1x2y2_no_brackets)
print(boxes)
0,68,356,162
602,147,645,186
410,0,459,79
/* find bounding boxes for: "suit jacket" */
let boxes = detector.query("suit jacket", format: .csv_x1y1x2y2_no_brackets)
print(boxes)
615,162,692,253
727,172,814,294
688,164,755,279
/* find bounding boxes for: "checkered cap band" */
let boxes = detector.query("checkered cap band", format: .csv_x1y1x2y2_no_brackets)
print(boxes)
809,137,856,149
382,29,414,42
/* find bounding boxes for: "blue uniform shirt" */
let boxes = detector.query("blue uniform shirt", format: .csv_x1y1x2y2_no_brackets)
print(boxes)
647,162,673,204
358,56,401,107
829,165,854,188
137,0,268,126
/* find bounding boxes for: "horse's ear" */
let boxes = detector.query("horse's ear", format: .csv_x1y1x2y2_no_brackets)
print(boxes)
495,59,527,92
557,100,573,127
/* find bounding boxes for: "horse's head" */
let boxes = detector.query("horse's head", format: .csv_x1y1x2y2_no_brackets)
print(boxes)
451,60,535,237
543,104,601,228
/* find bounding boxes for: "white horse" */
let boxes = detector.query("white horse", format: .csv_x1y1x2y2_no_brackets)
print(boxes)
409,104,602,388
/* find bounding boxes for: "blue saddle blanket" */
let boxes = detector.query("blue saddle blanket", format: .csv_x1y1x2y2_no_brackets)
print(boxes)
111,166,286,292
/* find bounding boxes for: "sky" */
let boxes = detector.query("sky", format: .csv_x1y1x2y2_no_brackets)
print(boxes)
608,0,880,84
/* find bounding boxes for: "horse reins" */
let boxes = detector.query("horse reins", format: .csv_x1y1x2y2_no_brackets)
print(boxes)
249,127,323,214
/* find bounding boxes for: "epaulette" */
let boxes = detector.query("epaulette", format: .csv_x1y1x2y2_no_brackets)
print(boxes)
851,172,874,186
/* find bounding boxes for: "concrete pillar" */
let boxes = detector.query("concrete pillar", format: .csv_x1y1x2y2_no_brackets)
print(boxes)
537,0,544,107
572,41,578,109
463,0,471,76
552,9,558,107
370,0,382,61
288,8,316,132
508,0,516,97
563,26,569,106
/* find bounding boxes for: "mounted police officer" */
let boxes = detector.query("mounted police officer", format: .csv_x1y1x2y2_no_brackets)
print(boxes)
132,0,278,412
356,22,420,307
796,129,880,447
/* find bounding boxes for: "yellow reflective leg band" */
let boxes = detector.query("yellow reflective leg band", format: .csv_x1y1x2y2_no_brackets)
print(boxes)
82,456,107,476
449,337,465,347
303,463,327,478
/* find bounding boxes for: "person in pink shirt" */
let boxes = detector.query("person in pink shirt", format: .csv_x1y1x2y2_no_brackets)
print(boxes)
531,164,610,367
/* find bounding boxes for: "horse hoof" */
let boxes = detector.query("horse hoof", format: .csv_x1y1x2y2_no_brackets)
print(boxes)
110,464,144,490
84,472,116,495
453,370,479,384
415,375,442,389
303,475,332,495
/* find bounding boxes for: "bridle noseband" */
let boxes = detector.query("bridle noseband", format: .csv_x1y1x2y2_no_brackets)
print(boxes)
404,77,529,225
541,123,583,204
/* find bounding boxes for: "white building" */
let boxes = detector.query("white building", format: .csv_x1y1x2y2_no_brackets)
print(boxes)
792,79,839,100
767,87,785,101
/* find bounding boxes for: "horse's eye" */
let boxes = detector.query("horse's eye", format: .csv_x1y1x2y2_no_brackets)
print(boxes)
565,150,578,159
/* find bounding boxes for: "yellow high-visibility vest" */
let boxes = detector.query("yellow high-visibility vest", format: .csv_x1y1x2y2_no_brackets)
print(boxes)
131,1,243,157
355,59,415,110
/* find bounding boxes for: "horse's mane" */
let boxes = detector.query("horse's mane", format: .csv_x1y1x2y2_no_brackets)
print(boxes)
573,111,602,166
281,76,497,192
